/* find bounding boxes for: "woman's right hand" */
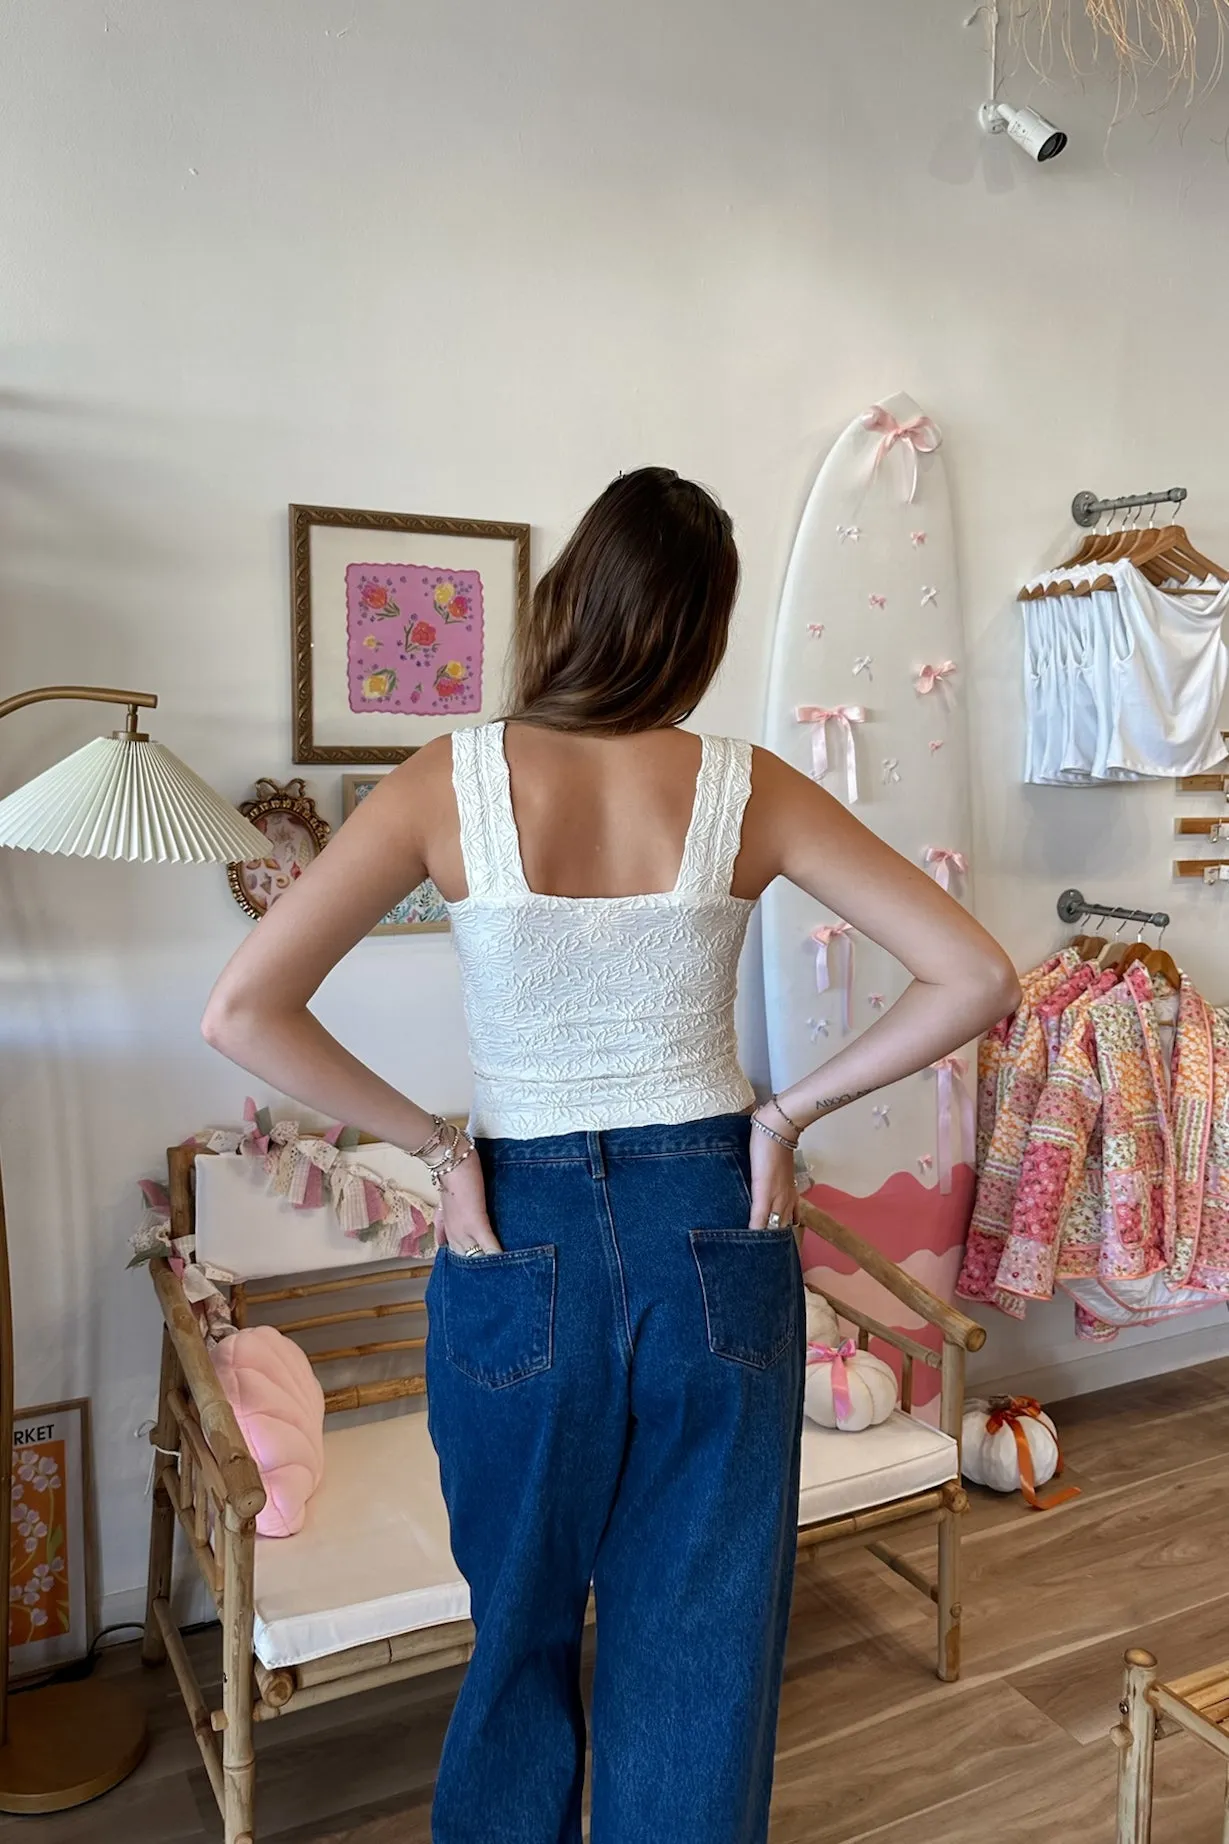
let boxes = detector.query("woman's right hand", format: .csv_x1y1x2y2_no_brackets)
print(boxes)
432,1150,503,1254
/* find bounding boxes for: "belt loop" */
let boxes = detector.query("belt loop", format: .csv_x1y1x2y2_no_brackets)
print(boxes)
587,1131,605,1180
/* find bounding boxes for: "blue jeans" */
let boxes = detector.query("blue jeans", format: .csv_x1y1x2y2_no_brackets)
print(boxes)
424,1113,805,1844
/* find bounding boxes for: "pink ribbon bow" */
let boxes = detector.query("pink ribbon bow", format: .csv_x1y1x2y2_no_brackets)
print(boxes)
930,1055,975,1195
794,705,866,803
862,405,942,503
807,1338,858,1422
811,922,855,1035
924,847,968,893
915,661,957,696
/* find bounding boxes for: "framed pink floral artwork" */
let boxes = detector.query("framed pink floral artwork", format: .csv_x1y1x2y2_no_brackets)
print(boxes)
291,504,531,765
8,1399,96,1676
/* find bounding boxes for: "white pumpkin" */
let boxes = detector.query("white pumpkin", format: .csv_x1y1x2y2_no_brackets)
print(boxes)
961,1396,1060,1493
804,1346,898,1432
802,1281,841,1350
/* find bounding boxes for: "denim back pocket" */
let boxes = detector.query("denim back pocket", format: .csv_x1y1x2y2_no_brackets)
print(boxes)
689,1229,797,1370
438,1245,556,1389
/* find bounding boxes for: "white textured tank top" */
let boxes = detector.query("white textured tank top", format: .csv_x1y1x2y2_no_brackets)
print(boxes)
447,722,757,1139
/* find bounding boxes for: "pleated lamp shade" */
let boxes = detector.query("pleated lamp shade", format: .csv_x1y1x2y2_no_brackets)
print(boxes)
0,734,271,864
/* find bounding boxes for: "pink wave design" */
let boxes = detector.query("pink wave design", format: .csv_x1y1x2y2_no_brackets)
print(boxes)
800,1166,975,1416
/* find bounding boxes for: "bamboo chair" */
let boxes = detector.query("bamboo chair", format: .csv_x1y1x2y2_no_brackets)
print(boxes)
1114,1648,1229,1842
141,1145,983,1844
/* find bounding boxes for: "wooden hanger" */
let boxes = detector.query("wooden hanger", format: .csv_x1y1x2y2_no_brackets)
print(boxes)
1144,946,1181,989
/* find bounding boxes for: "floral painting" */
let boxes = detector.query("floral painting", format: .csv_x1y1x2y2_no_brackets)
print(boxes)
9,1438,68,1648
9,1400,92,1672
346,565,484,717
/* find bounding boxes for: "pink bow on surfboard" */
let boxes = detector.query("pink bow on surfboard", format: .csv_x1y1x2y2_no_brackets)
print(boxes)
811,923,855,1035
794,706,866,803
924,847,968,892
914,661,957,696
929,1056,975,1195
862,405,942,503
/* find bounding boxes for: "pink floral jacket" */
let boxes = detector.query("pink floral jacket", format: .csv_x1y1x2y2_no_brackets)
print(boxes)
994,965,1214,1307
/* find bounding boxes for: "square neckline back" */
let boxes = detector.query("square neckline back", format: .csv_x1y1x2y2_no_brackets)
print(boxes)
446,721,754,910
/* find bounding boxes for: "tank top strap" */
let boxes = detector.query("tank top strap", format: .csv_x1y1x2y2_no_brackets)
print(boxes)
450,722,530,900
674,734,753,897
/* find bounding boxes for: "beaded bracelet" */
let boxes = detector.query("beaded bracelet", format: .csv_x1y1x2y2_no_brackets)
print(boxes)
750,1114,797,1151
767,1093,805,1137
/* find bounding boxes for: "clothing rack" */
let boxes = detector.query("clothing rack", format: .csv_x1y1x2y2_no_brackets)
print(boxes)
1056,887,1170,930
1071,487,1187,529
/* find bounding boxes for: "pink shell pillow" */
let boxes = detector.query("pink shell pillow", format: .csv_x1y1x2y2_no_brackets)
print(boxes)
210,1326,325,1538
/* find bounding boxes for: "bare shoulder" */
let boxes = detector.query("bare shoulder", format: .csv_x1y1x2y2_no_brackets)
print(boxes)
748,742,827,817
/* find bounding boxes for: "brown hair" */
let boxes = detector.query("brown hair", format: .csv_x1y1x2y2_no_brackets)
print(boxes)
508,467,740,733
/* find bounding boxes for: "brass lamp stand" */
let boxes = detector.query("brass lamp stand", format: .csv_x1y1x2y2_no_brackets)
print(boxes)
0,685,267,1813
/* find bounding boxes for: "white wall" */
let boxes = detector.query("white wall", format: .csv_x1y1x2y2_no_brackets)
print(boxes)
3,0,1229,1616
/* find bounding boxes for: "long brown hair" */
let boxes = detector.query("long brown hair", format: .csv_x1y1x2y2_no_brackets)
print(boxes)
508,467,740,733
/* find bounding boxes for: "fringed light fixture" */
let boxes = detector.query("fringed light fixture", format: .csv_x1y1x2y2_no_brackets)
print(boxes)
1015,1,1229,100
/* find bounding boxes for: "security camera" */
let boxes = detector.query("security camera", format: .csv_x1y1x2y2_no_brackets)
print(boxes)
979,100,1068,162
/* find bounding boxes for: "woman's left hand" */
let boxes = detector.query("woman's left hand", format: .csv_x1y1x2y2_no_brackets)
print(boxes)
748,1114,800,1229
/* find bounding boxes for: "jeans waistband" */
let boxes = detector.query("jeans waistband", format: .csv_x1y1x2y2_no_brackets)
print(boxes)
477,1112,752,1165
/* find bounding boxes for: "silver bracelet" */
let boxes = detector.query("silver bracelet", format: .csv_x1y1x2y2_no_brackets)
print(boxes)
750,1114,797,1151
425,1125,476,1187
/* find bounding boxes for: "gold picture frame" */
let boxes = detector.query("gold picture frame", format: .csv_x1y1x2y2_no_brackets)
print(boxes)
341,772,449,934
290,503,531,765
226,778,331,921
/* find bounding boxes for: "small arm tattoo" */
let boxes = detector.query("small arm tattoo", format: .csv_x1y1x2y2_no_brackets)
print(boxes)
812,1087,872,1116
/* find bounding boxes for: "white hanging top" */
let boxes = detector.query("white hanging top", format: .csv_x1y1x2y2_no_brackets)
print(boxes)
446,722,757,1139
1021,559,1229,784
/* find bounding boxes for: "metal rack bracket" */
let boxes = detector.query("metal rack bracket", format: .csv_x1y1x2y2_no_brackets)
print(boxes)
1056,887,1170,930
1071,487,1187,529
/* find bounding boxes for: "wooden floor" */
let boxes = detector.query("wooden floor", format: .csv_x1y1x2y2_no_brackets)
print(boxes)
9,1356,1229,1843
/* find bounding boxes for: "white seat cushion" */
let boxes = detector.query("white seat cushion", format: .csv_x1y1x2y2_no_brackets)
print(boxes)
798,1412,958,1526
253,1411,469,1669
254,1406,958,1669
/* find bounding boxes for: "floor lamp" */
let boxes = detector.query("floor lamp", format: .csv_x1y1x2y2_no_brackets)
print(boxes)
0,685,269,1814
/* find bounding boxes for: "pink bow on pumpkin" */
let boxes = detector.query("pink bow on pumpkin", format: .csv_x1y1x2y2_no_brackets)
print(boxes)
794,705,866,803
811,923,855,1035
807,1338,858,1422
930,1055,975,1195
924,847,968,893
862,405,942,503
915,661,957,696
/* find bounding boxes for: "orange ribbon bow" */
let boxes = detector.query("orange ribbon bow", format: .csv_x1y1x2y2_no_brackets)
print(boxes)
984,1396,1081,1513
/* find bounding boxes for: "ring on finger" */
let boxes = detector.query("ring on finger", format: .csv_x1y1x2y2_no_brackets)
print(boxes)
768,1212,783,1228
463,1244,485,1258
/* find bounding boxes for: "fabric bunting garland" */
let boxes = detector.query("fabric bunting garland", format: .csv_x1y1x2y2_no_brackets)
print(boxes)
128,1100,437,1341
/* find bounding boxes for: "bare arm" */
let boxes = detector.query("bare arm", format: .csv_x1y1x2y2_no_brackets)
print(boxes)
201,746,448,1147
743,749,1019,1226
748,747,1019,1130
201,740,500,1251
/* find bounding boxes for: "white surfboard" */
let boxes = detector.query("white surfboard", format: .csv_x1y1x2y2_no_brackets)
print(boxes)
761,393,974,1409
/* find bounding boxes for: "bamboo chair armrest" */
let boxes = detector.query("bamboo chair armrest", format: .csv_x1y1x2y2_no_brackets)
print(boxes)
149,1257,266,1522
797,1200,986,1354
